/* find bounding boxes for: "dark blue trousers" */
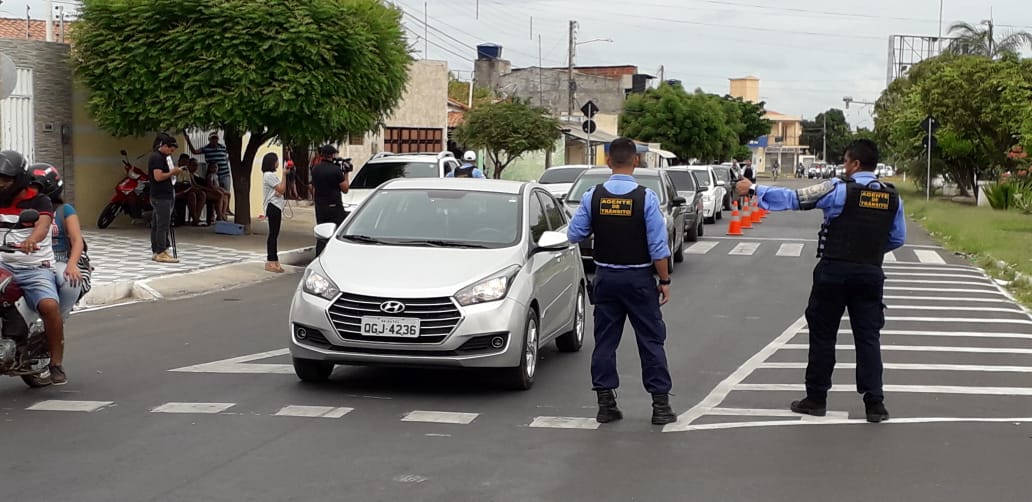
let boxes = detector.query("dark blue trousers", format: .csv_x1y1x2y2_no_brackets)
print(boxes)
804,260,886,404
590,266,672,394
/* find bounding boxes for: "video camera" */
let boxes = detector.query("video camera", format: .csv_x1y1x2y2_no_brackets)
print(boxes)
332,157,354,173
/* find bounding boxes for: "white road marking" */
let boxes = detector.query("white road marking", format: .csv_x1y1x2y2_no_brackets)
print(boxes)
151,402,236,414
709,236,816,242
675,416,1032,432
734,383,1032,396
664,316,808,432
705,407,849,419
401,410,479,425
275,405,353,418
885,279,996,287
883,251,896,262
26,400,114,412
170,348,293,374
729,242,761,256
393,474,429,484
882,296,1011,303
915,249,947,264
880,316,1032,325
885,286,1007,295
800,329,1032,340
760,362,1032,373
881,305,1027,314
776,243,804,257
529,416,601,430
885,272,987,279
883,263,979,271
782,343,1032,355
685,241,719,254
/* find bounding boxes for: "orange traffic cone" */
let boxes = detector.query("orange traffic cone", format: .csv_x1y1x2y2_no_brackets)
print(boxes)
751,195,763,224
754,195,768,219
740,197,753,229
726,201,743,236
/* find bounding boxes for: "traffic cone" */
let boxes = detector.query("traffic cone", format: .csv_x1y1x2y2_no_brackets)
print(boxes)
754,195,769,219
751,195,763,224
726,201,743,236
740,197,753,229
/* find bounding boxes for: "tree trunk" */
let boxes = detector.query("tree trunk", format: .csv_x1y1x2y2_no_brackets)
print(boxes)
224,126,269,233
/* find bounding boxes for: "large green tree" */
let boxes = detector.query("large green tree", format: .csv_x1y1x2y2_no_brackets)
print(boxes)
72,0,410,228
453,99,561,179
800,109,852,163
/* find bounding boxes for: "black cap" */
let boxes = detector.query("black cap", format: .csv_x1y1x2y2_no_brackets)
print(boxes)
319,144,339,156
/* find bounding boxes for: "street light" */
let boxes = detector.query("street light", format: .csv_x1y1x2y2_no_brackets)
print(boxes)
576,38,614,46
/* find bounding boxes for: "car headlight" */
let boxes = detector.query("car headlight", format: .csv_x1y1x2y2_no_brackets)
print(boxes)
455,265,521,306
303,269,340,300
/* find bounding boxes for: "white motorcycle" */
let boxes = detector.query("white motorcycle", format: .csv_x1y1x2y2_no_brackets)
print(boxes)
0,209,53,388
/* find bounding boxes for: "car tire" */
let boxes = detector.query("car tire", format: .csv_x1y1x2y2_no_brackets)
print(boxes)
673,238,684,263
292,357,334,383
556,287,585,353
503,309,538,390
686,218,700,242
715,209,722,220
704,215,715,224
698,220,704,237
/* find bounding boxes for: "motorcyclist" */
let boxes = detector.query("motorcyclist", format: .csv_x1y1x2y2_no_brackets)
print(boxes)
0,150,66,385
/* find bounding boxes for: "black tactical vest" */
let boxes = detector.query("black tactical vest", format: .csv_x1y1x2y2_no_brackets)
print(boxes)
590,184,651,265
454,166,475,178
818,177,899,266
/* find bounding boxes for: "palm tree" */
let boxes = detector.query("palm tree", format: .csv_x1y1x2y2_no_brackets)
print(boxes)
944,21,1032,58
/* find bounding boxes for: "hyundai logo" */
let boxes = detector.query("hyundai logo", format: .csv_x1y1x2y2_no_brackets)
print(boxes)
379,301,406,314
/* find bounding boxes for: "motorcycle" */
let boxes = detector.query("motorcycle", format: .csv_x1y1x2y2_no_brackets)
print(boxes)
0,209,54,388
97,149,152,229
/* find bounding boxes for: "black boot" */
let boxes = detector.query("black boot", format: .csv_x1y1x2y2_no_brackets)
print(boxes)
865,401,890,423
651,394,677,425
790,397,827,417
595,389,623,423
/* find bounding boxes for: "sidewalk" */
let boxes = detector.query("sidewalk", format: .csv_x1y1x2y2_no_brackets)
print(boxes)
80,201,317,308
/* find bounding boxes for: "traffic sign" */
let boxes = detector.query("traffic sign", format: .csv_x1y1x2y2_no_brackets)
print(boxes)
582,120,597,134
922,135,938,149
921,115,939,133
580,100,599,119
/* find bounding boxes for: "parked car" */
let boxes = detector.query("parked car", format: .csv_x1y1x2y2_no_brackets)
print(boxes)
685,165,726,223
711,164,736,210
664,167,707,242
563,167,687,272
537,165,592,200
290,178,586,390
341,152,459,216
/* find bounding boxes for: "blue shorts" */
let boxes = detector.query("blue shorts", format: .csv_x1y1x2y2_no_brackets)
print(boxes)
0,263,59,309
218,173,232,192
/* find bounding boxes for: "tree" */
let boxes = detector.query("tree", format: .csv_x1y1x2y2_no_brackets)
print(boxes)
800,109,852,163
721,96,772,147
71,0,410,229
453,99,561,179
620,83,744,162
944,21,1032,59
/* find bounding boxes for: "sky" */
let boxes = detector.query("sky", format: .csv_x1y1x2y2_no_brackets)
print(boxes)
7,0,1030,129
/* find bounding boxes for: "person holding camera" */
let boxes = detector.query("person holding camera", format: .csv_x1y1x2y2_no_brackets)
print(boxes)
309,144,350,255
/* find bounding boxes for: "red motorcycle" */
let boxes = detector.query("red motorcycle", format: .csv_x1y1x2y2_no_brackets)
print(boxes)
97,149,152,229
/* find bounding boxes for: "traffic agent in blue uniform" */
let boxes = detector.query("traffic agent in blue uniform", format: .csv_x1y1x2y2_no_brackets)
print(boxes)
737,139,906,423
567,137,677,425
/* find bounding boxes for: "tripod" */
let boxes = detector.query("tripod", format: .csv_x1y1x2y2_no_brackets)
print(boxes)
167,222,178,259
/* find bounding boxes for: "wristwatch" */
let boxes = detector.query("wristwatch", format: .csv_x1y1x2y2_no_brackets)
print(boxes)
658,278,672,285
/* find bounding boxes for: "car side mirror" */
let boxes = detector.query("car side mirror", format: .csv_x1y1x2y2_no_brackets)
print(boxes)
18,209,39,226
535,231,570,252
314,223,337,240
671,196,687,206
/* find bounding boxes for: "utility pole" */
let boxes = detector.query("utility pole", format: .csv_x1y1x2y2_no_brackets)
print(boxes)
45,0,53,42
987,18,994,57
423,2,428,60
822,113,827,162
567,20,577,119
538,34,543,109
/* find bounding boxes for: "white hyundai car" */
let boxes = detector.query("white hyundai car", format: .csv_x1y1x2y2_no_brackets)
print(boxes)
289,178,587,390
340,152,460,216
686,165,726,223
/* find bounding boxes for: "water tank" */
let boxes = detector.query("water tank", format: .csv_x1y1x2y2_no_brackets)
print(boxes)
477,43,503,61
665,79,682,87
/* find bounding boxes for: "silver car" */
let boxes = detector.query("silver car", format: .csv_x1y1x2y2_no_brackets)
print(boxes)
289,178,587,390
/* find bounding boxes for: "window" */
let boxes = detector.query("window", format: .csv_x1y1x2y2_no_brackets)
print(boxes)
349,133,364,146
567,174,663,203
350,161,440,189
538,167,586,184
384,127,444,153
536,191,566,230
527,194,548,243
665,170,697,192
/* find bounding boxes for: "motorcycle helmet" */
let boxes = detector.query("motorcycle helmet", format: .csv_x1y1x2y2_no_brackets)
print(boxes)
28,163,63,200
0,150,29,207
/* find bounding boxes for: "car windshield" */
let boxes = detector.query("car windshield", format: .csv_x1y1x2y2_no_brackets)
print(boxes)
566,174,663,203
350,161,439,189
340,189,521,248
665,171,696,191
690,170,712,187
538,168,585,184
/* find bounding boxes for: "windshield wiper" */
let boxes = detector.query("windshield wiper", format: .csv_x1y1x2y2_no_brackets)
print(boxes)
341,234,388,244
398,239,488,249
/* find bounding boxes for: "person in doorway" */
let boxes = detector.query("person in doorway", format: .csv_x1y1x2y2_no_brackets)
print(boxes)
262,152,287,273
736,139,906,423
566,137,677,426
446,151,486,178
149,133,182,263
309,144,349,255
0,150,67,384
186,132,233,215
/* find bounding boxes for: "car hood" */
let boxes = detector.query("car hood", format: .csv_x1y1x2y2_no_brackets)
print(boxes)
318,241,526,298
341,189,374,207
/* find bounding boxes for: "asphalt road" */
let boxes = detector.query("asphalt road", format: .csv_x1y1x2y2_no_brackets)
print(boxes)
3,178,1031,501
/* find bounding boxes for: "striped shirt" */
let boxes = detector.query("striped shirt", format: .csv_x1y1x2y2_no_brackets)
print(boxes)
201,144,231,177
0,189,54,268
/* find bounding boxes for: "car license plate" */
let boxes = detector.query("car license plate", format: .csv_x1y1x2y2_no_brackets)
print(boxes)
360,316,420,338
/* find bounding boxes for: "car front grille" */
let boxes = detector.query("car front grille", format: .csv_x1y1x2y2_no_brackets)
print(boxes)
328,293,462,344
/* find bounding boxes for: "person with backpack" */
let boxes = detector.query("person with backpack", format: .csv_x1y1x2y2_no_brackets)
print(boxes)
446,151,486,178
29,164,90,318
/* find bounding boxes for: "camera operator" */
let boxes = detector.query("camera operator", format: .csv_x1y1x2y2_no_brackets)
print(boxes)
309,144,350,255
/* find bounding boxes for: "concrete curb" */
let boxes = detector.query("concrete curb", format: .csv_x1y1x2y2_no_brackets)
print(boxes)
78,245,315,309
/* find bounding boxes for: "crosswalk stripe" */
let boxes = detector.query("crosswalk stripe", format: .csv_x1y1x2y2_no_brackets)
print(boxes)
783,343,1032,354
776,243,804,257
735,383,1032,396
882,305,1026,314
914,249,947,264
729,242,760,256
151,402,236,414
800,329,1032,340
883,251,896,262
885,279,996,287
401,410,479,424
26,400,114,412
705,407,849,419
760,362,1032,373
885,272,988,279
885,286,1006,294
275,405,354,418
686,241,719,254
883,295,1015,303
529,416,600,430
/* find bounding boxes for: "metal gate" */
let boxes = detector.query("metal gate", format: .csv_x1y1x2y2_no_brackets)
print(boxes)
0,68,34,162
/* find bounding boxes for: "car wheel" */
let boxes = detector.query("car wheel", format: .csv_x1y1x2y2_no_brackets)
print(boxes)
292,357,334,383
673,238,684,263
503,309,538,390
686,218,700,242
704,215,715,224
556,287,585,353
715,209,723,220
698,220,704,237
